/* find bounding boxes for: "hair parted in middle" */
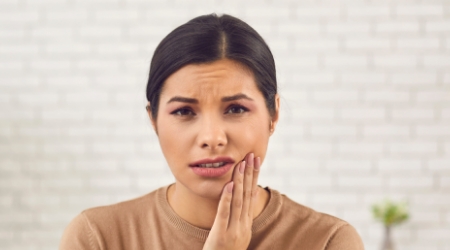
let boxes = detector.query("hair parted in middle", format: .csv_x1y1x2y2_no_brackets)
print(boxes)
146,13,277,120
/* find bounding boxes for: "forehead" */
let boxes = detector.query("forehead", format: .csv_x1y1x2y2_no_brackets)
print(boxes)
160,59,260,99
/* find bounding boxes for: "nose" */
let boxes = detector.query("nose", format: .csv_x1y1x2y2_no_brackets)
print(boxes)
196,116,227,150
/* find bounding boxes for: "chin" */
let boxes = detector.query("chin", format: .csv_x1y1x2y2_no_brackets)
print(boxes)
189,178,231,200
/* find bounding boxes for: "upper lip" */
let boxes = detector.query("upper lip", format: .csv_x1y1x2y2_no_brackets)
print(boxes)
189,156,235,167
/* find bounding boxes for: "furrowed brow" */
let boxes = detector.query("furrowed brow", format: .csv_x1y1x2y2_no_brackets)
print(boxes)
167,96,198,104
221,94,253,102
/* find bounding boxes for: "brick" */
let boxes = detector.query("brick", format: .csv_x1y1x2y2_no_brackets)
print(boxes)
396,38,440,50
416,125,450,137
340,107,385,120
0,10,39,22
364,90,410,103
45,43,92,56
65,91,109,104
325,159,372,172
290,72,336,85
46,75,90,88
278,23,321,36
32,27,74,39
295,38,339,52
31,60,71,72
416,90,450,103
347,5,390,18
325,55,368,68
91,142,136,155
388,176,433,189
326,22,371,34
345,37,391,50
341,72,386,85
79,26,122,38
45,9,88,22
389,142,438,155
396,5,444,16
312,193,359,206
17,92,59,106
288,175,333,190
338,142,384,156
295,6,341,19
377,159,422,173
425,21,450,32
245,6,290,20
97,42,139,56
337,175,383,188
291,106,335,121
310,124,358,137
363,124,410,137
376,21,420,33
374,55,418,68
312,89,359,102
291,141,333,155
423,55,450,68
428,158,450,172
391,107,435,120
75,59,120,71
88,176,132,189
0,44,40,56
42,143,86,155
0,28,25,39
391,72,437,86
94,10,140,22
440,176,450,188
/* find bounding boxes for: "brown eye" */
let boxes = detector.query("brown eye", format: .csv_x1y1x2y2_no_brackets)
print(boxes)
171,108,195,116
225,105,248,114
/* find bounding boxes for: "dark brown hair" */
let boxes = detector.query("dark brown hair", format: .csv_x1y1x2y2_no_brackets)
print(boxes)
146,13,277,120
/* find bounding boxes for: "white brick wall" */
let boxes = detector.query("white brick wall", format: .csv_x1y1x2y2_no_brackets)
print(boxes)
1,0,449,250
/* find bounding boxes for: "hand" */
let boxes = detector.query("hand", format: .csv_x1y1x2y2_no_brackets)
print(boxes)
202,153,261,250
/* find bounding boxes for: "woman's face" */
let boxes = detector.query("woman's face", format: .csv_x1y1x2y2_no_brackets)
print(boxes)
149,58,279,199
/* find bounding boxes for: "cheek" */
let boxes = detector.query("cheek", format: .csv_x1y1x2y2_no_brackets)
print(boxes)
231,119,270,158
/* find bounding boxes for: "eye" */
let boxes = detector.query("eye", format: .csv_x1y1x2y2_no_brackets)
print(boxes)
171,108,195,116
225,105,249,114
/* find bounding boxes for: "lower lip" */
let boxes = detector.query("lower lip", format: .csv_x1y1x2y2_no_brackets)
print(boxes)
190,162,234,178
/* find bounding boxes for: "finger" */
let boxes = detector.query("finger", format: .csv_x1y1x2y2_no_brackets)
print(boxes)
212,181,234,232
248,156,261,220
241,153,254,223
229,161,245,229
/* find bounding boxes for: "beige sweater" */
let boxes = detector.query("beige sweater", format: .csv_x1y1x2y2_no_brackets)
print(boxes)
60,185,364,250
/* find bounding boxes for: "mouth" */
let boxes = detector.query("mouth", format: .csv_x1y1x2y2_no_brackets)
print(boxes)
189,157,235,177
195,162,228,168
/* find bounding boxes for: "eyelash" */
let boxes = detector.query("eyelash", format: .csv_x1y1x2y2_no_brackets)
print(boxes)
170,104,249,117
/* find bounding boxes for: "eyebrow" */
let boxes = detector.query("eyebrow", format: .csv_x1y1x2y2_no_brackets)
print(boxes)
167,93,253,104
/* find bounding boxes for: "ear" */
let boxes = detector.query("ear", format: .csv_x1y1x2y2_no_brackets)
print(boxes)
146,102,158,135
270,94,280,135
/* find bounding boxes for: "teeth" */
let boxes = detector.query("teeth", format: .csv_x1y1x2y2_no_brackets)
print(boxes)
198,162,226,168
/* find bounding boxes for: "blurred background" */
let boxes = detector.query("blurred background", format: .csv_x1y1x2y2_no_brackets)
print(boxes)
1,0,449,249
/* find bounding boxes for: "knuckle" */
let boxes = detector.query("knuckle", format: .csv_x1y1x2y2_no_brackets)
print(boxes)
242,190,251,200
234,199,242,208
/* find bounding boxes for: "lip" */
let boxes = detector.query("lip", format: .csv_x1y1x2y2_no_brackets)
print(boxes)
189,156,235,167
189,156,235,178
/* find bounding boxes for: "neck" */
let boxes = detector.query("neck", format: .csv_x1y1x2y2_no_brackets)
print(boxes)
167,182,269,230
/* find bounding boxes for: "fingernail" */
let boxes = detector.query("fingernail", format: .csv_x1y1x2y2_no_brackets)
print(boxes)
248,153,254,167
254,157,261,171
227,182,234,193
239,161,245,174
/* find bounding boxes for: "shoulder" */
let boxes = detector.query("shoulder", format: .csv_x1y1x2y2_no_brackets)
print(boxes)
272,190,364,249
59,187,164,250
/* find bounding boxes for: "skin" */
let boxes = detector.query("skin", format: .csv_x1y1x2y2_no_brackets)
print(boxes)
147,58,279,249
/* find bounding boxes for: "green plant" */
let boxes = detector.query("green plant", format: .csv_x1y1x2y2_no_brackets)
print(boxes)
372,199,410,226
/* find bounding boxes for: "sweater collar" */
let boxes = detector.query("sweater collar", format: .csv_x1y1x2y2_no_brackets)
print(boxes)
157,184,282,242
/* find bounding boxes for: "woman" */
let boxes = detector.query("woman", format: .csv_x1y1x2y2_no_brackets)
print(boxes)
60,13,364,250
